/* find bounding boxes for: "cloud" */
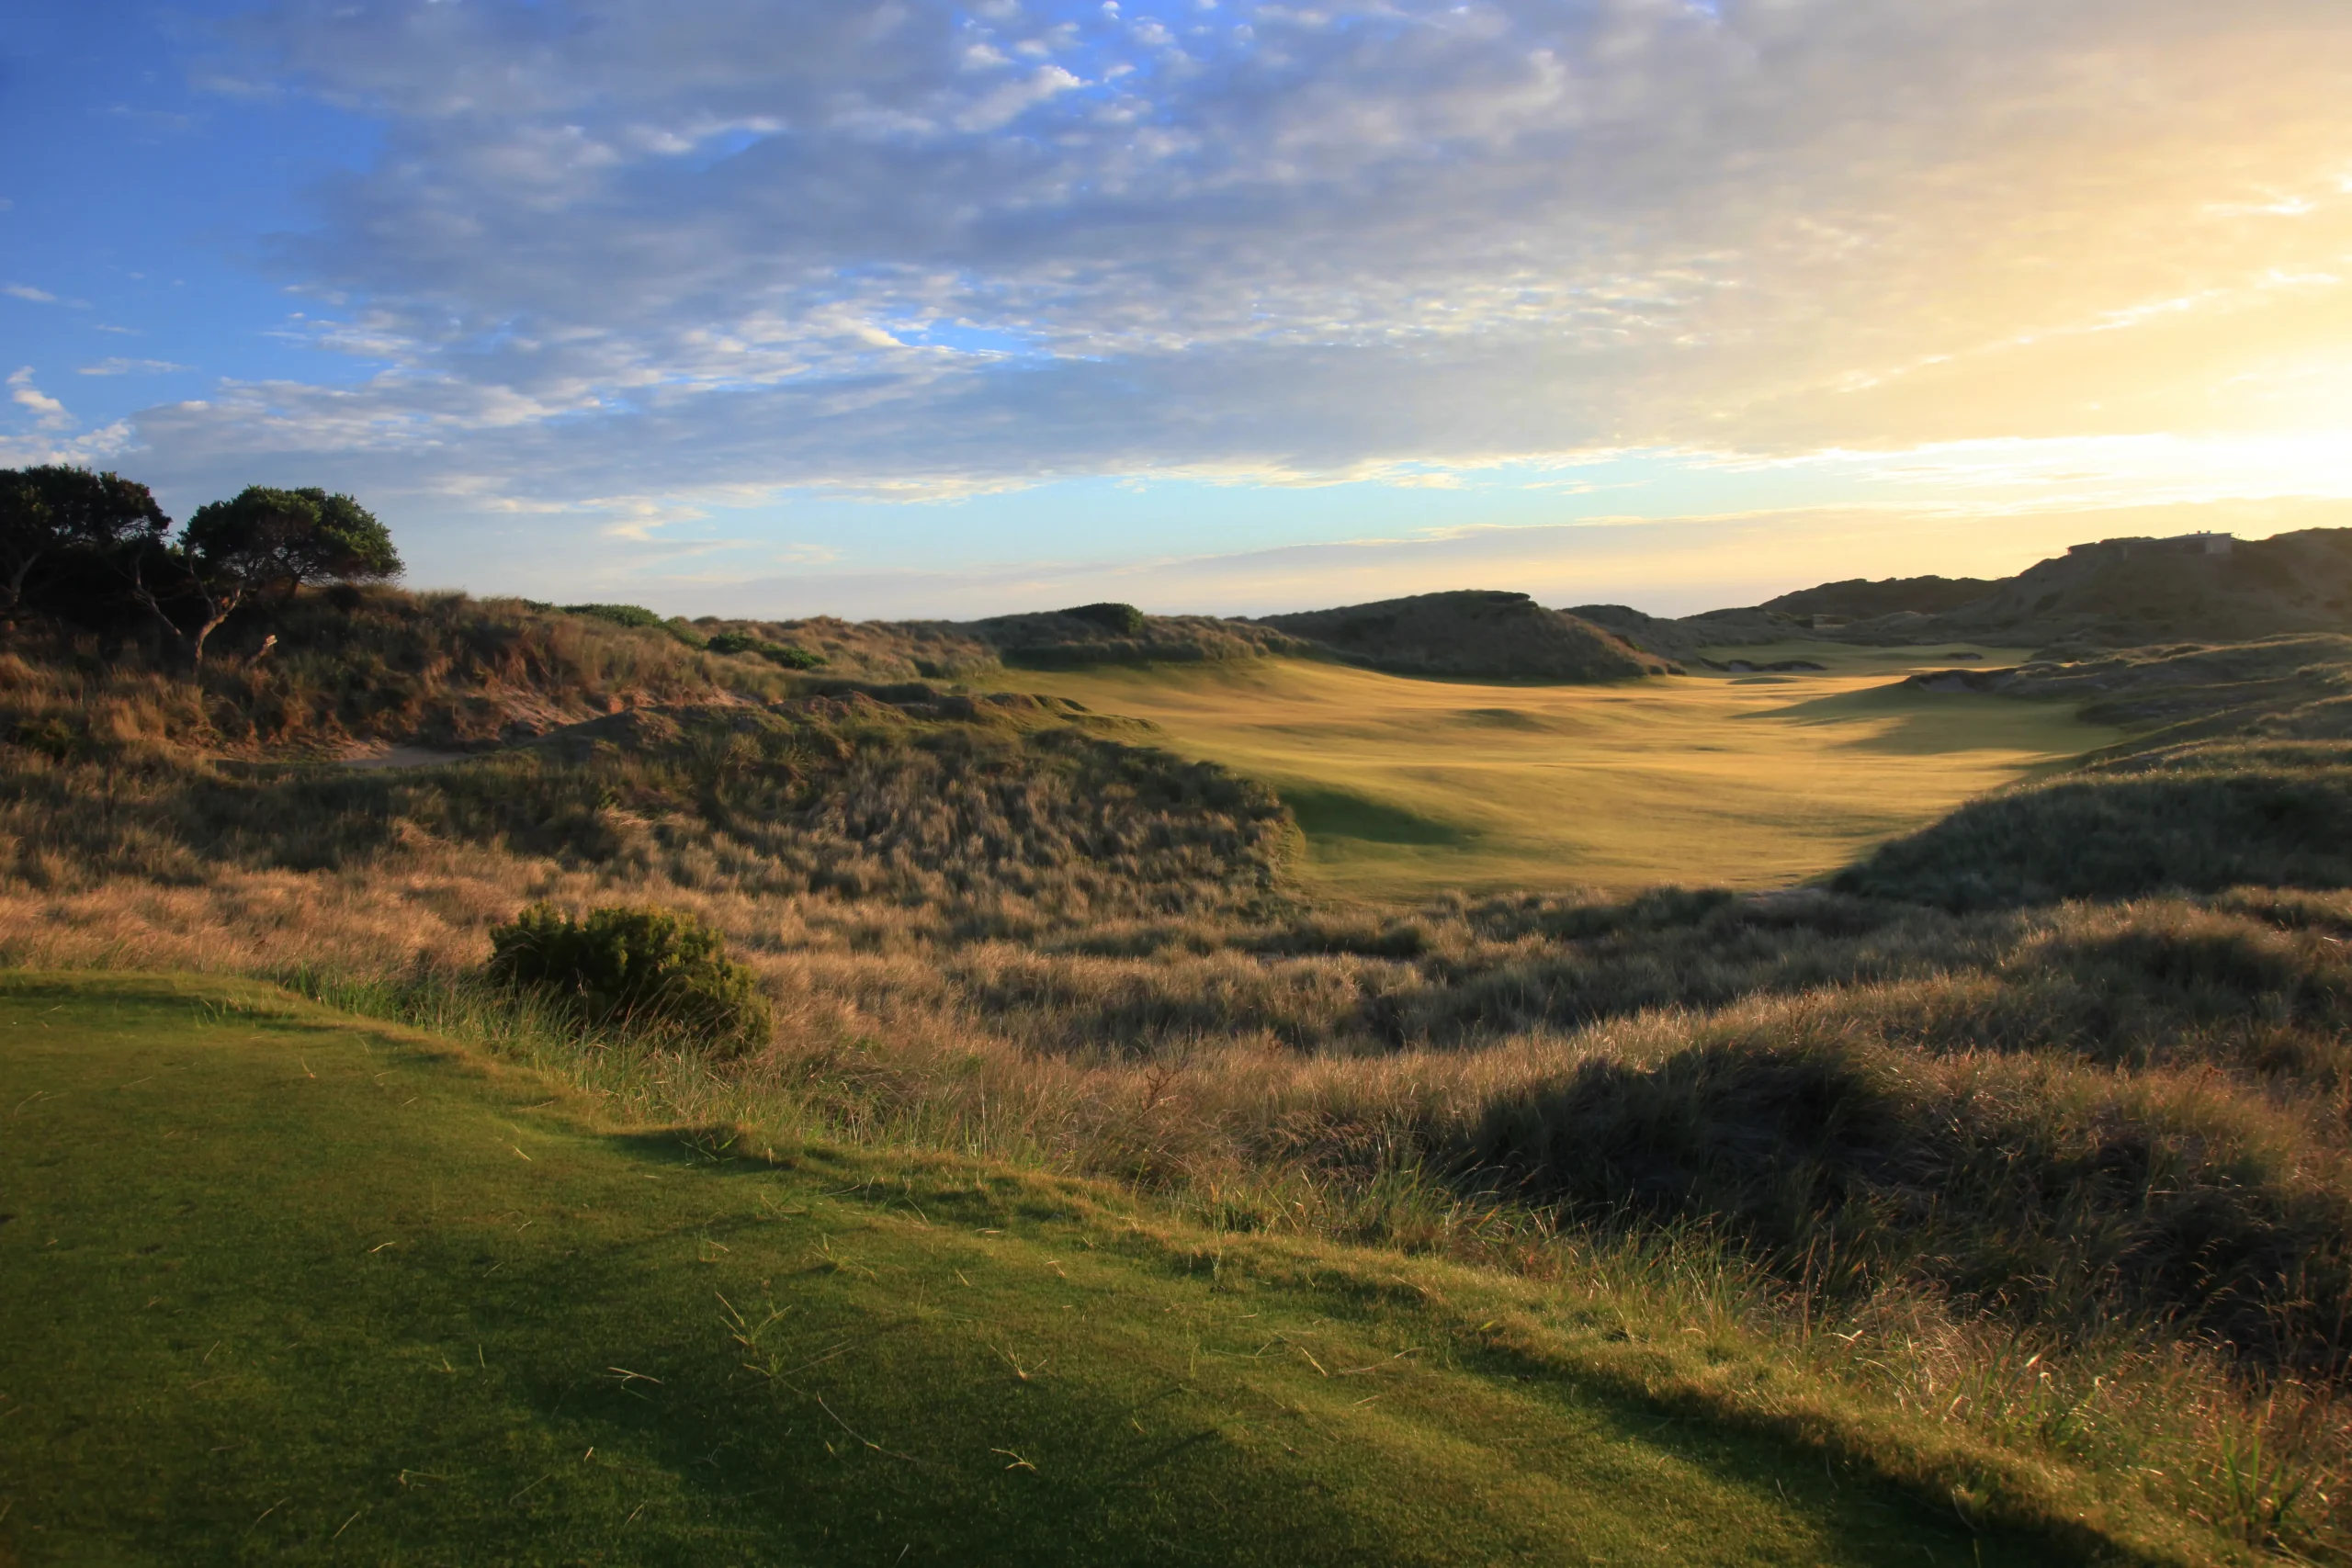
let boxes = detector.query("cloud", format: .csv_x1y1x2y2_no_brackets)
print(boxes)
4,284,58,304
8,368,74,431
82,0,2352,541
78,358,191,377
0,367,144,468
0,362,135,468
953,62,1083,130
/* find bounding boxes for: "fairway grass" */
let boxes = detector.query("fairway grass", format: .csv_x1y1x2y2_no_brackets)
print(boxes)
1025,647,2126,898
0,975,2119,1566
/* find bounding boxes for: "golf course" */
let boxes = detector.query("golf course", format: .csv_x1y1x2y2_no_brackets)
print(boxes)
1026,644,2125,897
2,565,2345,1565
12,0,2352,1551
1,974,2077,1565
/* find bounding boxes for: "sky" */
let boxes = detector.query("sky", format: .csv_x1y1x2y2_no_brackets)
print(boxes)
3,0,2350,619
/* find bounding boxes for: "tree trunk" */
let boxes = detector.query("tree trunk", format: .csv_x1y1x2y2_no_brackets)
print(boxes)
121,556,237,672
187,593,243,673
0,547,40,616
125,567,188,656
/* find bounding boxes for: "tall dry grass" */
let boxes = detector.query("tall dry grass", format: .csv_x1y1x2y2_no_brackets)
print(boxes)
10,644,2352,1555
0,587,811,757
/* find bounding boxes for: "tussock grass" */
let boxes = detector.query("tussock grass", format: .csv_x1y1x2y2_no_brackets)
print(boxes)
689,604,1304,682
206,963,2352,1561
1838,756,2352,908
5,976,2131,1564
9,627,2352,1558
0,586,801,756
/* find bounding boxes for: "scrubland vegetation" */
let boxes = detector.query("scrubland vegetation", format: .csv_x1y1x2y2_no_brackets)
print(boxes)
4,586,2352,1561
13,488,2352,1562
0,976,2050,1565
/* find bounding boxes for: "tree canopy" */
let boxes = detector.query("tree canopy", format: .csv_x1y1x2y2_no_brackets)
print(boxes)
182,486,402,599
0,466,171,614
0,469,409,669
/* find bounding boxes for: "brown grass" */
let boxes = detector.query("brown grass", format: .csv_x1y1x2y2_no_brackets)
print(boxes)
9,611,2352,1557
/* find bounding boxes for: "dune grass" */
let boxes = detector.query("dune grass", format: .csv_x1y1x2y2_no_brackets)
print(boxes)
1022,645,2125,898
0,973,2099,1566
6,631,2349,1561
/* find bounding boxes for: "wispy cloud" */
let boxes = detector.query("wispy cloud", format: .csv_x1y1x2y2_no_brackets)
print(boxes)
52,0,2346,603
3,284,58,304
77,357,190,377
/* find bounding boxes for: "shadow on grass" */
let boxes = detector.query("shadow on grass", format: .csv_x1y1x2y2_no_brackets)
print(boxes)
1279,784,1477,847
1450,706,1557,731
623,1129,2119,1568
1733,682,2093,758
0,980,2132,1567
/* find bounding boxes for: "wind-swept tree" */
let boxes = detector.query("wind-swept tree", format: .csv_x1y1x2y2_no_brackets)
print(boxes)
184,486,401,602
0,466,171,617
132,485,402,670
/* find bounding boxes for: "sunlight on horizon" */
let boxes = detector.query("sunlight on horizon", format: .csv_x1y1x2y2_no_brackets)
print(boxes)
3,0,2350,611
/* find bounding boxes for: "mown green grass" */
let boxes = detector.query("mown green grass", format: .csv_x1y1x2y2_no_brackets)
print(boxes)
1025,647,2124,898
0,974,2101,1566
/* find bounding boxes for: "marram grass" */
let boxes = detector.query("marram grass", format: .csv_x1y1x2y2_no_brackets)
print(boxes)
0,972,2120,1566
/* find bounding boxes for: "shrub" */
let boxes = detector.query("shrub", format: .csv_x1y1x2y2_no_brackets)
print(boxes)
485,903,773,1055
706,630,825,669
1059,602,1147,636
560,604,707,648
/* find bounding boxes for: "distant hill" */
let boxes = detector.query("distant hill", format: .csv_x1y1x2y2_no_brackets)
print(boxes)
1589,526,2352,655
1760,574,1998,622
722,593,1667,684
717,593,1661,685
1256,590,1669,680
962,604,1306,669
697,604,1305,681
1923,529,2352,648
653,525,2352,682
1568,603,1800,659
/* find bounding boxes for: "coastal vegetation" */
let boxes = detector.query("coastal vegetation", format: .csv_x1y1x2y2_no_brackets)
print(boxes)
10,470,2352,1562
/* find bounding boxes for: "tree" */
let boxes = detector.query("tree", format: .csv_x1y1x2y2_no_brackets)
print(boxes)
183,486,402,601
0,466,171,617
132,485,402,670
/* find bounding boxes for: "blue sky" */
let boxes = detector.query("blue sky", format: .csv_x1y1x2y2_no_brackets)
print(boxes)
5,0,2350,618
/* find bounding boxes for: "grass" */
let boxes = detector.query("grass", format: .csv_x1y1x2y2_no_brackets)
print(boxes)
1020,644,2124,898
0,972,2099,1566
9,624,2352,1560
1839,750,2352,908
0,590,806,759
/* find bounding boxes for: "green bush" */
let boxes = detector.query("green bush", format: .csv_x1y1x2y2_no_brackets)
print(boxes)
560,604,707,648
1059,602,1147,636
705,630,824,669
485,903,773,1055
